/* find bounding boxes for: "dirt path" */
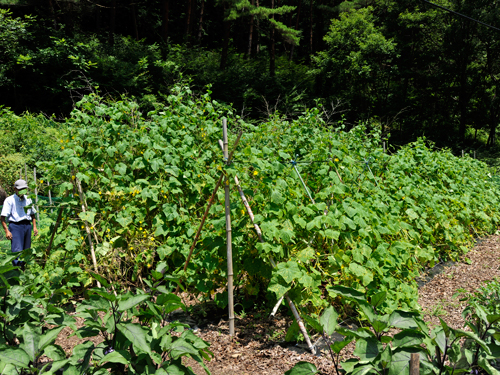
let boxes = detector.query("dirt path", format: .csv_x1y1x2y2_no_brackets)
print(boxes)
55,235,500,375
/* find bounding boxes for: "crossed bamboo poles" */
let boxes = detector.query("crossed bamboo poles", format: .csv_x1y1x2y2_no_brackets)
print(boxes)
176,127,316,354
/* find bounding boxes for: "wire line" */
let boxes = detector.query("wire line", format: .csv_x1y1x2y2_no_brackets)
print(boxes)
421,0,500,32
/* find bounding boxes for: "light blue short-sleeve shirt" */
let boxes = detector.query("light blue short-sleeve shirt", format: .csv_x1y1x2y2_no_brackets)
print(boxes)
0,194,36,222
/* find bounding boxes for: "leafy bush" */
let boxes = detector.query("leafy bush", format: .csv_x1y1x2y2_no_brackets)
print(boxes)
287,285,500,375
0,107,61,195
0,255,212,374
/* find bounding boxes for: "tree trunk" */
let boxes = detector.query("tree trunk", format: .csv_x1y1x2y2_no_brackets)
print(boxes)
186,0,193,41
108,0,117,45
220,5,231,70
289,0,302,61
247,0,255,58
270,0,276,76
309,0,313,55
131,1,139,40
198,0,205,43
47,0,58,29
256,0,260,54
162,0,170,42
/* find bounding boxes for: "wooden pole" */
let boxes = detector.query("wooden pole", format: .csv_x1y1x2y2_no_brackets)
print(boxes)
234,175,316,354
409,353,420,375
33,167,39,222
383,141,386,153
223,118,235,337
462,150,464,157
24,163,27,182
75,176,101,288
175,131,243,295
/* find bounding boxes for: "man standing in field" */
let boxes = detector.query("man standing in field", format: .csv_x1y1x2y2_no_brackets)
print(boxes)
0,180,38,267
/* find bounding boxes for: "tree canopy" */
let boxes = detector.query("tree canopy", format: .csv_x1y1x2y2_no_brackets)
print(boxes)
1,0,500,149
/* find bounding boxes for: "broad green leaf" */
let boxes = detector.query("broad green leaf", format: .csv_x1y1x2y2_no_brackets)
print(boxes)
478,356,500,375
284,361,319,375
331,338,353,354
20,323,39,363
370,291,387,309
118,294,150,312
275,261,302,284
392,329,425,348
319,306,338,336
388,310,418,329
78,211,96,225
117,323,151,354
285,320,300,342
327,285,365,301
168,338,199,359
43,344,66,361
302,315,323,334
39,327,65,352
0,348,30,368
487,314,500,325
91,289,116,302
353,337,381,361
98,350,131,365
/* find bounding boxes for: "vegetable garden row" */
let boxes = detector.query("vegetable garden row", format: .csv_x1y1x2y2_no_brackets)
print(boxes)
2,85,500,374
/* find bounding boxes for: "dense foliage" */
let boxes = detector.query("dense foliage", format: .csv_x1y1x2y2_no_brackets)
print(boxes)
33,87,500,320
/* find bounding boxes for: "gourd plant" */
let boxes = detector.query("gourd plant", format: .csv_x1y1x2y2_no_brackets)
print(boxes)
287,285,500,375
37,85,500,318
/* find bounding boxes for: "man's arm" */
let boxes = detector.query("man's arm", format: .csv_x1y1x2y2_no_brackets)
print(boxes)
31,215,38,237
1,216,12,240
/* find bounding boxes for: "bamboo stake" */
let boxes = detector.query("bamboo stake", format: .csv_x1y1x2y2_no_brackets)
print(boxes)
234,175,316,354
33,167,39,222
409,353,420,375
293,163,315,204
223,118,235,337
48,180,53,213
175,130,243,294
46,191,69,257
25,163,27,182
75,176,101,288
270,296,284,317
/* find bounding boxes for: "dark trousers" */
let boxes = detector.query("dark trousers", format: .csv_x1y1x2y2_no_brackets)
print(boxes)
9,221,31,266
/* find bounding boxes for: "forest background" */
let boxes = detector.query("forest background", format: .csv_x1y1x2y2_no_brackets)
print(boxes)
1,0,500,151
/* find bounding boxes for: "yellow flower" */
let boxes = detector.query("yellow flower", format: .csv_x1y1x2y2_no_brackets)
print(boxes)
182,126,185,129
150,237,154,241
139,227,143,231
72,136,75,140
40,180,43,183
61,146,65,150
81,226,84,229
81,237,84,240
334,158,339,162
402,196,405,200
71,175,75,180
253,171,258,176
99,191,101,195
241,209,245,214
217,165,222,171
107,229,110,232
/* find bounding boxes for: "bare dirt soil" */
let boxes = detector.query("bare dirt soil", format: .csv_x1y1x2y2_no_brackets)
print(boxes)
54,235,500,375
